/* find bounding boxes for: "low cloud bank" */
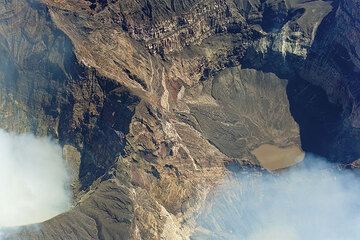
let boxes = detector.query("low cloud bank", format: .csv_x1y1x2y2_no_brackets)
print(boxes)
0,130,71,228
195,155,360,239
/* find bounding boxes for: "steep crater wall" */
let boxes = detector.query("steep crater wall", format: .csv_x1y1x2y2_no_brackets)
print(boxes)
241,0,360,164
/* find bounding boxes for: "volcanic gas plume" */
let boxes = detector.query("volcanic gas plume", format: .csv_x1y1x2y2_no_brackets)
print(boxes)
0,130,71,228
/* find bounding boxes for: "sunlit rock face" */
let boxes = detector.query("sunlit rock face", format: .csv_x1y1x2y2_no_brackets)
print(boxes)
0,130,71,227
0,1,138,238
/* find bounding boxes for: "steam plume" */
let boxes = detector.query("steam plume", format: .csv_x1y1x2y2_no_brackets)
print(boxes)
0,129,71,229
195,155,360,239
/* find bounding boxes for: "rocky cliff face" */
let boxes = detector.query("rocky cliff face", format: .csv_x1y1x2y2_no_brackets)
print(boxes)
0,0,359,239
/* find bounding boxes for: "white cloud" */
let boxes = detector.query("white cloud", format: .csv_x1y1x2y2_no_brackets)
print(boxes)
0,129,71,228
196,155,360,240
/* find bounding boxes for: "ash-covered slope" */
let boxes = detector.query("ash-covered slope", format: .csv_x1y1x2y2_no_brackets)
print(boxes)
0,0,359,239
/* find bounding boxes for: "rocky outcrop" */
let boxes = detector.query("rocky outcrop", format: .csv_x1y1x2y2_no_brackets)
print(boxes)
0,1,138,238
0,0,359,239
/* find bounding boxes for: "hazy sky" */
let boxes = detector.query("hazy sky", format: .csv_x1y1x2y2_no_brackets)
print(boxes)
196,155,360,240
0,130,71,228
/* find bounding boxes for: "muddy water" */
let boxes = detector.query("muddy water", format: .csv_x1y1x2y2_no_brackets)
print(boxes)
251,144,304,171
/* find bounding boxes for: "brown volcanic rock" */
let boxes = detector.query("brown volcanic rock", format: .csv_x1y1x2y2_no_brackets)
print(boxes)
0,0,138,238
1,0,360,239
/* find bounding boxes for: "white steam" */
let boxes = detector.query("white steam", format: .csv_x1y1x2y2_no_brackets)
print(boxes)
0,129,71,228
195,155,360,240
